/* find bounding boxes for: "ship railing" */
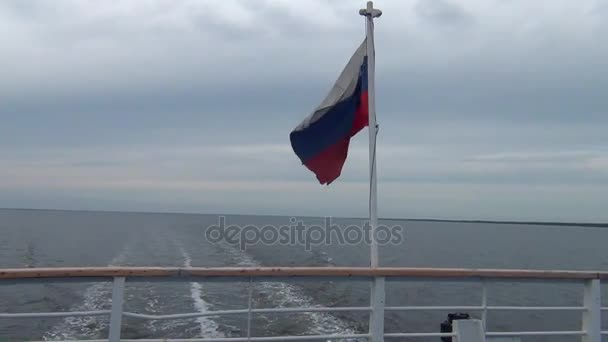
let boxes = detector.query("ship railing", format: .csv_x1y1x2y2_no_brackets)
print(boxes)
0,267,606,342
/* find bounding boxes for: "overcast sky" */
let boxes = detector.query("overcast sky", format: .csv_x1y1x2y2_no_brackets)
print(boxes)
1,0,607,222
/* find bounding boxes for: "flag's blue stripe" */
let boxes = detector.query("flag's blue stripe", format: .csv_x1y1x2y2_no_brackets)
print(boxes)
360,56,368,91
290,57,367,164
290,92,360,163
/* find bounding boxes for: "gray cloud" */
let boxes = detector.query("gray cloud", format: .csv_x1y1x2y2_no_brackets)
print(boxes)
415,0,474,27
1,0,607,221
3,0,607,119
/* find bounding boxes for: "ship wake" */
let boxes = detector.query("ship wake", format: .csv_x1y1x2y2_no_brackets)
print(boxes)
219,245,364,341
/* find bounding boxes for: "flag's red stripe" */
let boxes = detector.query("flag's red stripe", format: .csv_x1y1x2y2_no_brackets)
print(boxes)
303,91,369,185
303,138,350,185
350,91,369,136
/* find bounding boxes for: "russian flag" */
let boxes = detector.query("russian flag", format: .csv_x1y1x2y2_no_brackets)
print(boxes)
290,39,369,185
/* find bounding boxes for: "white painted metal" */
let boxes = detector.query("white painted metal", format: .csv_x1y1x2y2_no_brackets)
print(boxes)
108,276,126,342
384,332,454,337
32,335,371,342
481,280,487,331
247,277,253,342
30,340,109,342
486,338,521,342
361,0,380,269
0,310,110,318
385,305,586,312
488,306,586,311
487,331,585,336
453,319,485,342
2,271,606,341
582,279,601,342
360,3,384,342
0,303,590,318
117,335,370,342
386,305,484,311
369,276,385,342
122,306,372,320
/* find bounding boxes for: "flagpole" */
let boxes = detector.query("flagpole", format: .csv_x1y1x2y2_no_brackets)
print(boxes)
360,1,381,268
360,2,384,341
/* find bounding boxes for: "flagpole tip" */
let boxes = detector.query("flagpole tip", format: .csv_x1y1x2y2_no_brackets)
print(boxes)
359,2,382,18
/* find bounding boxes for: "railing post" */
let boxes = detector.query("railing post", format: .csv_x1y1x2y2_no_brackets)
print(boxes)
247,276,253,342
369,276,385,342
582,279,601,342
108,277,125,342
481,280,487,332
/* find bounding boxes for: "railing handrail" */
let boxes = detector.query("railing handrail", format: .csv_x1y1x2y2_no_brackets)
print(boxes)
1,266,607,280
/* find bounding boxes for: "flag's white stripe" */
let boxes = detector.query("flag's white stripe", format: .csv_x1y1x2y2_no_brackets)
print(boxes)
294,39,367,131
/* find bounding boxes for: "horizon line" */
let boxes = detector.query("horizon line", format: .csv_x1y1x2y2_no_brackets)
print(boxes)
1,206,606,228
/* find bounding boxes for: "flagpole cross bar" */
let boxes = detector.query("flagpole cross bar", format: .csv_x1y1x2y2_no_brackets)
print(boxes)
359,1,382,18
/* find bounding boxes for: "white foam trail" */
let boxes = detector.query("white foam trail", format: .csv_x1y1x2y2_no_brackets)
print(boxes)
140,281,172,335
176,244,224,338
220,245,363,341
43,247,130,340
